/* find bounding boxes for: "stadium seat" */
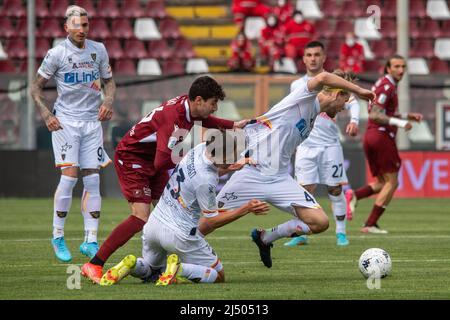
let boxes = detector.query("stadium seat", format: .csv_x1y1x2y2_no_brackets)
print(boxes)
314,19,334,39
88,18,111,40
363,60,382,73
426,0,450,19
111,18,134,39
161,59,185,75
6,39,27,59
35,0,50,18
124,38,148,59
273,57,297,74
362,0,382,9
434,39,450,60
334,20,354,37
159,18,182,39
137,59,162,76
0,18,16,38
420,19,442,38
74,0,97,17
244,17,266,40
134,18,162,40
340,1,364,18
104,39,125,60
186,58,209,74
173,38,195,59
296,0,323,20
96,0,120,19
36,38,51,58
321,0,342,18
38,19,65,38
52,38,65,47
442,20,450,37
16,18,29,38
215,100,241,121
407,58,429,75
142,100,162,117
409,19,421,39
430,57,449,73
325,39,341,59
381,0,396,18
409,0,427,18
408,121,434,143
371,40,394,59
358,38,375,60
410,39,434,59
114,59,136,75
49,0,70,18
147,39,172,60
146,0,168,19
354,18,382,40
323,59,337,71
0,60,16,73
18,59,42,74
0,41,8,59
121,0,145,18
380,19,396,39
1,0,26,18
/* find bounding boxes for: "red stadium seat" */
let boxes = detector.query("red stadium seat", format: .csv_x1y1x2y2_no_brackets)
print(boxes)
0,18,16,38
0,60,17,73
36,38,51,58
36,0,50,18
162,59,185,75
18,58,42,74
49,0,70,18
114,59,137,75
371,40,394,59
147,39,172,60
1,0,26,18
321,0,342,18
323,59,337,71
429,58,449,74
380,19,396,39
124,38,148,59
409,19,420,39
326,39,342,59
315,19,334,39
159,18,181,39
104,39,125,59
172,38,195,59
334,20,354,37
442,20,450,37
16,18,29,38
121,0,145,18
6,39,27,59
363,60,382,73
363,0,382,8
340,1,364,18
420,19,442,38
111,18,134,39
146,0,168,19
410,39,434,59
37,19,65,38
88,18,111,40
96,0,120,19
410,0,427,19
74,0,97,17
381,0,397,19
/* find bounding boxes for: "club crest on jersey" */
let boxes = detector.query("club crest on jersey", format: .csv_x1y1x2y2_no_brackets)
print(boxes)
221,192,238,201
91,53,96,61
61,142,72,153
295,118,308,138
68,57,73,64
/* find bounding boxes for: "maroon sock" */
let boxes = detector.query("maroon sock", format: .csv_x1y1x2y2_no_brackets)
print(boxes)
365,205,386,227
91,215,146,266
355,185,375,200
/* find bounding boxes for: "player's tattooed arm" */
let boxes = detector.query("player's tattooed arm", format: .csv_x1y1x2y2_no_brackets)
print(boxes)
31,74,62,131
370,105,412,130
98,77,116,121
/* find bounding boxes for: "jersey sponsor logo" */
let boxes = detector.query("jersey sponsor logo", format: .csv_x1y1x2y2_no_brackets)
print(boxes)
295,118,309,138
378,93,387,104
64,71,100,84
71,61,95,70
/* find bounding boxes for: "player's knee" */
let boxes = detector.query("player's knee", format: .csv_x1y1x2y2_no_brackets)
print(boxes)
215,270,225,283
309,214,329,234
62,166,78,178
327,185,342,196
303,184,316,194
81,168,100,177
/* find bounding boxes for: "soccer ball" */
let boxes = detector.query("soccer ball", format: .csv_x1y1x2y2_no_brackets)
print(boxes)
358,248,392,279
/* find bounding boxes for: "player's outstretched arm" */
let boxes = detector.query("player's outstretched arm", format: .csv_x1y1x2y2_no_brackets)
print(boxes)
98,77,116,121
369,105,413,131
31,74,62,131
199,200,269,236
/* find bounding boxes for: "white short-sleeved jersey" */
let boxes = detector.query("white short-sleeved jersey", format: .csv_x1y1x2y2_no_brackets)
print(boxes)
37,38,112,121
244,80,320,176
151,143,219,237
292,75,360,147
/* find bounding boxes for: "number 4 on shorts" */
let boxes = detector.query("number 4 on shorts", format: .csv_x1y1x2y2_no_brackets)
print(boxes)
304,191,316,204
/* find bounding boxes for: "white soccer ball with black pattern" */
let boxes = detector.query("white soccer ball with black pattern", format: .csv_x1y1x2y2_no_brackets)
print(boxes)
358,248,392,279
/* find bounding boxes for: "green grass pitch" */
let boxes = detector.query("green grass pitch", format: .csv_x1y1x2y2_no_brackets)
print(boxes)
1,198,449,300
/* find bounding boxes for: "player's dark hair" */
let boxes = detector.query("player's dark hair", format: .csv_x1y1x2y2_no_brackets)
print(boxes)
384,54,406,74
189,76,226,102
205,129,246,164
305,41,325,51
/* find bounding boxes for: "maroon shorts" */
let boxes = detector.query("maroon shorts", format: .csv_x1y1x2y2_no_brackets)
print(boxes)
363,129,402,177
114,154,169,204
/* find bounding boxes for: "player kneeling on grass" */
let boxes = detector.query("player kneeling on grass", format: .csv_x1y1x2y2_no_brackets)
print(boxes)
100,130,269,286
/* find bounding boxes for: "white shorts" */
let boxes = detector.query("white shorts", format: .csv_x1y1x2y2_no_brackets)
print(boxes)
142,214,221,271
295,144,348,186
52,118,111,169
217,166,321,216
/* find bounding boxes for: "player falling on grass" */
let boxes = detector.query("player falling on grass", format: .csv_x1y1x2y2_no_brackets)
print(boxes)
99,130,269,286
197,70,375,268
283,41,360,248
81,76,249,283
345,54,423,234
31,5,116,263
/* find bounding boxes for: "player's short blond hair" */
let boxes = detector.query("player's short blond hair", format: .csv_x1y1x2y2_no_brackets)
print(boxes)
65,5,88,21
322,69,356,94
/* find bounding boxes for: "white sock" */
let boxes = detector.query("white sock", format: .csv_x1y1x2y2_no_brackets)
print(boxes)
180,263,218,283
81,174,101,243
262,219,311,244
329,192,347,234
131,257,151,279
53,175,77,239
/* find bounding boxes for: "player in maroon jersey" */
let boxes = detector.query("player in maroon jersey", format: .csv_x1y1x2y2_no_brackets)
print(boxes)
81,76,250,283
345,55,423,233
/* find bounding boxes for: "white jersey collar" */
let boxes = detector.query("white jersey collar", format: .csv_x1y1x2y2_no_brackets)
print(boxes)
65,37,86,52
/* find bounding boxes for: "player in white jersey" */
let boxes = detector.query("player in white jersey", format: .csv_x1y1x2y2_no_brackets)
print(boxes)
196,70,375,268
284,41,360,247
100,130,269,286
31,5,116,263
